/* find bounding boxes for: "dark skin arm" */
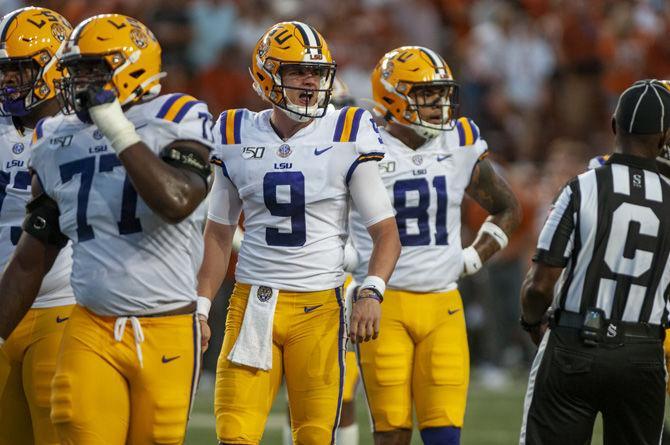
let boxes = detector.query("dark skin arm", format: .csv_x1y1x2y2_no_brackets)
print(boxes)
0,176,61,339
465,159,522,261
118,140,210,224
520,261,564,345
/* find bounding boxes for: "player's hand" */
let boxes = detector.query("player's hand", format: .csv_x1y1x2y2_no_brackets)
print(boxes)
76,84,117,111
199,315,211,353
349,290,381,344
83,85,140,154
528,322,548,347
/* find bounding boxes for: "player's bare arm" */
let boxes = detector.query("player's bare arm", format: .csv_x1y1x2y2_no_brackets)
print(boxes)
519,262,563,345
118,139,210,224
73,82,210,224
196,220,237,351
350,217,401,343
465,159,522,262
0,176,62,339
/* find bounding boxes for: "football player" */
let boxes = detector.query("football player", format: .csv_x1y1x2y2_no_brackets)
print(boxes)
197,21,401,445
349,46,521,445
282,76,363,445
0,7,74,445
0,14,214,444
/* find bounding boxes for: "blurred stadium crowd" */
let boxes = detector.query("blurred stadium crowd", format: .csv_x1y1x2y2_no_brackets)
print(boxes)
13,0,670,380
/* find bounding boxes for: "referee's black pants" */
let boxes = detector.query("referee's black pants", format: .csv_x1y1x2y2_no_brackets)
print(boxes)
520,326,666,445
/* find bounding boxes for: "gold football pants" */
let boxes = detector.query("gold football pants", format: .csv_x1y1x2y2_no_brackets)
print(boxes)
357,288,469,432
0,305,73,445
50,305,200,445
342,351,359,403
215,283,345,445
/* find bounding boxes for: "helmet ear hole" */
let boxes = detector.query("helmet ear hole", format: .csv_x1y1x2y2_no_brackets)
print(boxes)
129,69,145,79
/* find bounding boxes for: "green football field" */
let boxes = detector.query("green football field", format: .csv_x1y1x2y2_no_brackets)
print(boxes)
183,374,613,444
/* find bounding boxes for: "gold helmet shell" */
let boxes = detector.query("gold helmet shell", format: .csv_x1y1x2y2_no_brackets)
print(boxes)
371,46,458,138
59,14,163,108
251,21,336,121
0,7,72,115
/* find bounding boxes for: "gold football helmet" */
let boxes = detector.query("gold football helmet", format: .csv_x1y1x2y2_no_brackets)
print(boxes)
57,14,164,116
371,46,458,138
0,6,71,116
251,21,336,121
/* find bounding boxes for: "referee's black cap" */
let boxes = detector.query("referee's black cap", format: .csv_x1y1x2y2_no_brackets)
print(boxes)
614,79,670,134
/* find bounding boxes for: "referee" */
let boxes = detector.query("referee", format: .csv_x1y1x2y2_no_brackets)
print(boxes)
519,79,670,445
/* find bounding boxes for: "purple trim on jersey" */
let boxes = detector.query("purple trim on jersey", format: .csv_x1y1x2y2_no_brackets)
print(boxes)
456,120,465,146
155,93,185,119
330,286,346,445
345,152,385,185
469,119,479,141
333,106,350,142
219,111,228,144
233,109,243,144
173,100,203,123
348,107,366,142
210,156,230,179
35,117,46,140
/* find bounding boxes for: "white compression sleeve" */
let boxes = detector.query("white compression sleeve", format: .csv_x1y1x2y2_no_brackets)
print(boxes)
349,160,395,227
207,165,243,225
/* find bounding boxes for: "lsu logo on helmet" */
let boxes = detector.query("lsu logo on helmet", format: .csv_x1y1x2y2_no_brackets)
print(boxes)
250,21,336,122
0,6,72,116
371,46,459,138
57,13,164,118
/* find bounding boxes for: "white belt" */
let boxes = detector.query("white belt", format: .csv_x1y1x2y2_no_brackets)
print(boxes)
114,316,145,368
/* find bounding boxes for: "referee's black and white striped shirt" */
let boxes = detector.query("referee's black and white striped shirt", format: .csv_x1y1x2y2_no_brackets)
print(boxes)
534,153,670,325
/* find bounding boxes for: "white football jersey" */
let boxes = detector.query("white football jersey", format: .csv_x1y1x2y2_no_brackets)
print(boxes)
30,93,214,316
350,117,488,292
0,117,74,308
211,105,386,291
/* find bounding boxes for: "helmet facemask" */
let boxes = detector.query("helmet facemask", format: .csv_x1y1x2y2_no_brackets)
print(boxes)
56,55,114,122
403,81,459,138
265,60,336,122
0,51,54,117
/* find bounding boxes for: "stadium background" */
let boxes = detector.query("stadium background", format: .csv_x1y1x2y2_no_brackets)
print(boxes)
11,0,670,443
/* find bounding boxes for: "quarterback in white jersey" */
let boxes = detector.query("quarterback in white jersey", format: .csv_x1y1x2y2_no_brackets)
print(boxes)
351,47,520,445
0,15,213,445
0,7,75,445
197,22,400,445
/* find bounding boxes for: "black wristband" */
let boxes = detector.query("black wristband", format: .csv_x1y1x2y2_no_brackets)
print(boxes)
519,315,543,332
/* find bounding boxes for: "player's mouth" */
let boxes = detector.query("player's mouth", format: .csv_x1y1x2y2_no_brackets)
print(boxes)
426,113,444,125
298,90,315,106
